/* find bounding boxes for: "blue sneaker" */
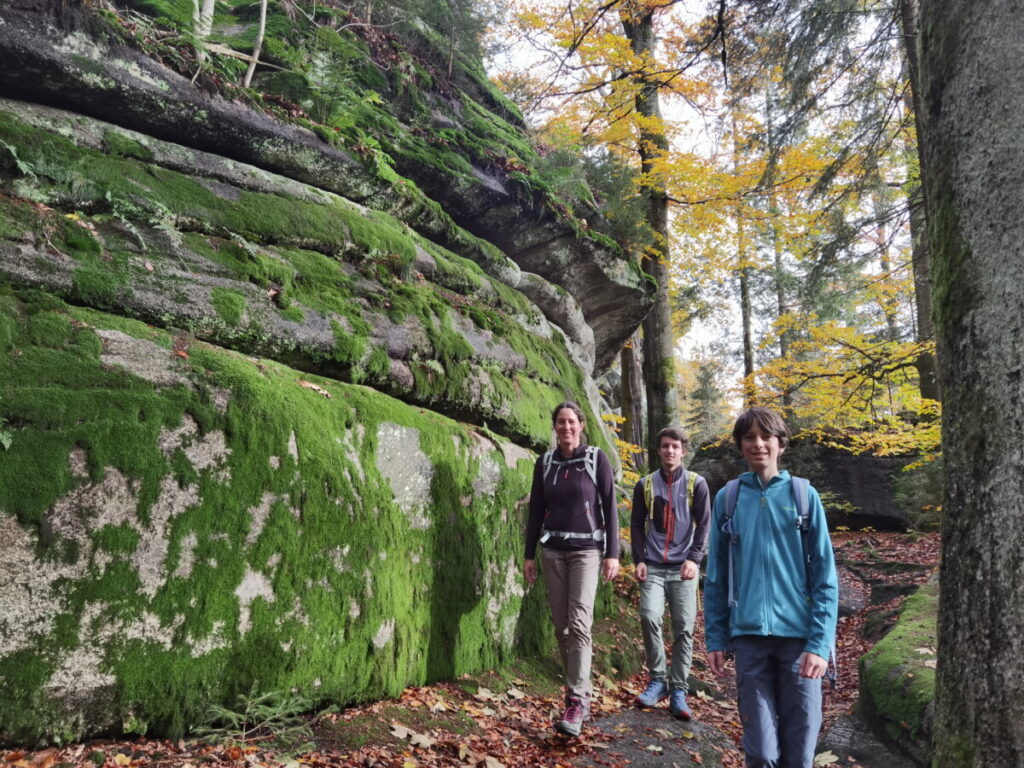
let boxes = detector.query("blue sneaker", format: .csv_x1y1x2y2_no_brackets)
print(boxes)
635,679,670,708
669,689,691,720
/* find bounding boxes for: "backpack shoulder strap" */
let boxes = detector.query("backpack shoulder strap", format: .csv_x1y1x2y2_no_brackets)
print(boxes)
723,478,741,526
686,470,697,509
722,477,742,608
584,445,599,487
643,471,658,518
542,449,555,481
792,476,810,529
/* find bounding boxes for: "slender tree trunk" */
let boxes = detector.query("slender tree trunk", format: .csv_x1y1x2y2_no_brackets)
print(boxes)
242,0,268,88
739,258,754,405
871,185,900,341
900,0,940,401
731,109,755,405
922,1,1024,764
622,3,678,466
768,188,788,360
192,0,216,64
620,332,645,455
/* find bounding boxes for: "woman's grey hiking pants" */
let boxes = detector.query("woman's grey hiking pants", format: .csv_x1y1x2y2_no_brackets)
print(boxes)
733,635,823,768
541,547,600,701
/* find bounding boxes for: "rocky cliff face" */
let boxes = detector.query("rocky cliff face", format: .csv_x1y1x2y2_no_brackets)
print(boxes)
0,0,652,743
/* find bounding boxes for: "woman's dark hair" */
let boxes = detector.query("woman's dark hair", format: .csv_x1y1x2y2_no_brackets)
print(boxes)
732,407,791,449
551,401,586,425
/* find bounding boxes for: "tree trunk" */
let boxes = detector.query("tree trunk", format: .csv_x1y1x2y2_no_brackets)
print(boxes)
621,3,679,466
241,0,268,88
739,260,754,405
900,0,940,402
732,110,754,405
192,0,216,64
620,332,645,455
921,1,1024,764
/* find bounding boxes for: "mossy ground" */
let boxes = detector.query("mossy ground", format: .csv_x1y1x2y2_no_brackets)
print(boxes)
858,581,937,752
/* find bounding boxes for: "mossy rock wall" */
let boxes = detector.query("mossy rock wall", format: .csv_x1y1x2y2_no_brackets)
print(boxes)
0,0,640,745
857,579,937,766
0,290,548,743
0,99,602,453
0,0,653,372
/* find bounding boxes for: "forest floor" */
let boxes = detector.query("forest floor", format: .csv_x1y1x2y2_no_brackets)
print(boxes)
4,533,939,768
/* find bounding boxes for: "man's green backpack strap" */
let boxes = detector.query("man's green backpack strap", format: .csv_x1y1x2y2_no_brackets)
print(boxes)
643,469,697,519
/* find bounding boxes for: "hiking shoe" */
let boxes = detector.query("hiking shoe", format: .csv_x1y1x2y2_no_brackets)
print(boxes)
555,696,587,737
669,689,692,720
635,679,670,708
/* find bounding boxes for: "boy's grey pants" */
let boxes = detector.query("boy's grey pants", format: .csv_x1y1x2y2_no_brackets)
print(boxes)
541,547,600,701
733,635,823,768
638,564,698,690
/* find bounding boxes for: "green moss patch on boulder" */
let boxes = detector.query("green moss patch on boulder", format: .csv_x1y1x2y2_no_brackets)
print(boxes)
857,579,937,766
0,290,547,744
0,102,608,453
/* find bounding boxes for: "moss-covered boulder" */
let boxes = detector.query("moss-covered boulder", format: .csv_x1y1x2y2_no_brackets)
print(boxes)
0,0,642,744
857,579,938,766
0,290,544,743
0,0,653,372
0,99,598,451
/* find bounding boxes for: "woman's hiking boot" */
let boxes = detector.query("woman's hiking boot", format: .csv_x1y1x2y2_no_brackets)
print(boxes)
555,695,589,737
635,679,670,708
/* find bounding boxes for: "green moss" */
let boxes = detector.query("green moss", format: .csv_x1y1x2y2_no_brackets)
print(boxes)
210,287,247,326
279,306,305,323
102,131,154,162
858,581,938,749
93,524,141,555
25,311,73,348
0,291,545,741
71,266,119,308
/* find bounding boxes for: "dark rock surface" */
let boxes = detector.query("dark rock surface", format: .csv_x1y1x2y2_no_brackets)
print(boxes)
690,440,914,531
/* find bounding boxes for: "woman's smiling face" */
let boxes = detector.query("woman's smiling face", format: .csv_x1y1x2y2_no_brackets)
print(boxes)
554,407,583,450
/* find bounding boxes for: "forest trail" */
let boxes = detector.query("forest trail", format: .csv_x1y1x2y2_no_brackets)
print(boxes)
3,533,938,768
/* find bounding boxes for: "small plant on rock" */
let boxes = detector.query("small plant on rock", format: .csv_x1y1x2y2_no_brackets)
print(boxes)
194,687,315,756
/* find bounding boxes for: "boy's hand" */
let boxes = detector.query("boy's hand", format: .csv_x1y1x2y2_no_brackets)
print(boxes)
635,562,647,582
799,651,828,678
680,560,698,580
707,650,730,678
523,559,537,585
602,558,620,582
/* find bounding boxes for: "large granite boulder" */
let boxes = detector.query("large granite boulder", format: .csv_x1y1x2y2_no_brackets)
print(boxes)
0,0,646,744
0,291,538,743
0,1,653,374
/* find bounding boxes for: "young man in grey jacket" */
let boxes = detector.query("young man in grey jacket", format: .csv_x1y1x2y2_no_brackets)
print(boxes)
630,427,711,719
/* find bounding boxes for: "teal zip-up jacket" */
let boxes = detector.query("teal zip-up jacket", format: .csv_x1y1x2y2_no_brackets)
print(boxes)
703,471,838,660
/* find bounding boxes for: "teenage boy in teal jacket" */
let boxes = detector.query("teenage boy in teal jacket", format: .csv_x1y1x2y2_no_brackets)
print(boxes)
704,408,838,768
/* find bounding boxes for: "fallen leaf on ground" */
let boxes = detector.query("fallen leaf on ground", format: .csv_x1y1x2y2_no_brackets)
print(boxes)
297,379,331,398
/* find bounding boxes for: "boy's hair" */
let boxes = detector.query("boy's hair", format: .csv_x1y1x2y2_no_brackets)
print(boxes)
551,401,585,426
656,426,689,449
732,407,791,449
